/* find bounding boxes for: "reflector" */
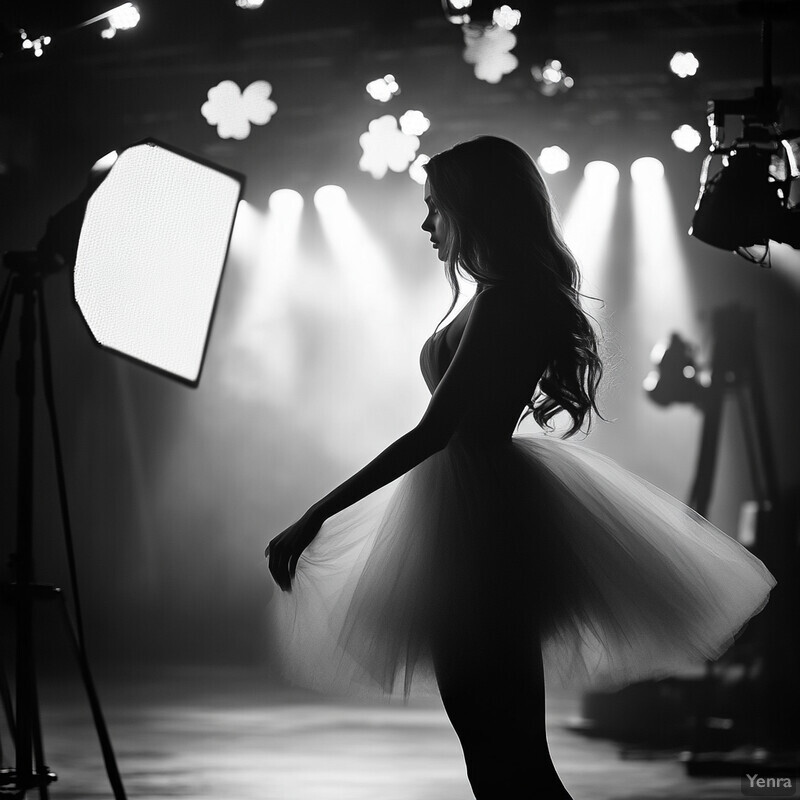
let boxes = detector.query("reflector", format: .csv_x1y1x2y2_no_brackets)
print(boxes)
74,140,243,384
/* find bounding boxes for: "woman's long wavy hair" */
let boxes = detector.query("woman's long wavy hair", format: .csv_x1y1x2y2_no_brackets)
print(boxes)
423,135,605,438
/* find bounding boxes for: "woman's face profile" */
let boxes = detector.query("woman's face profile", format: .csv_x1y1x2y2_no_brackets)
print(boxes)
421,178,449,263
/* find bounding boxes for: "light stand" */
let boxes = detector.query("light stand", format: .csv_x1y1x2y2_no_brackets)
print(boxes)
0,253,126,799
569,304,797,773
683,304,797,777
0,137,243,798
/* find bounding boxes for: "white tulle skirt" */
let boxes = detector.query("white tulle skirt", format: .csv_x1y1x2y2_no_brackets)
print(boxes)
267,432,776,700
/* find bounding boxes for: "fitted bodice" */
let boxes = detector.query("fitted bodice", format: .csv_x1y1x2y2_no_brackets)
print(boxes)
419,325,448,395
419,300,547,443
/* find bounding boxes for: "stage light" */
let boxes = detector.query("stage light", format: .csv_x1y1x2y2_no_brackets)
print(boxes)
630,157,664,183
313,185,347,210
71,140,244,384
493,5,521,30
690,99,800,258
671,124,702,153
366,75,400,102
631,150,697,342
537,145,570,175
669,51,699,78
235,0,265,7
269,189,304,214
314,181,399,339
688,5,800,262
409,154,430,185
563,156,619,294
583,161,619,186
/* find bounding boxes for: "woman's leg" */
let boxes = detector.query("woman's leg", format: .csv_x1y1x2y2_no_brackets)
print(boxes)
432,618,572,799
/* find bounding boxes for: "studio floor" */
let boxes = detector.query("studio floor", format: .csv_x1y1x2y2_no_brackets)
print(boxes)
5,665,782,800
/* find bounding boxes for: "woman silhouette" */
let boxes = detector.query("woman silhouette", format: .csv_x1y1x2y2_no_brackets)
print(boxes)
266,136,776,799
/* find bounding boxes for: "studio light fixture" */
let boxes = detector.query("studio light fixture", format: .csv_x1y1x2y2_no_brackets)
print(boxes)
39,139,245,384
689,3,800,263
643,333,707,406
1,139,243,799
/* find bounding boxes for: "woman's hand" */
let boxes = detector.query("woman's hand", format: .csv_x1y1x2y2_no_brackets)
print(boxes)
265,511,323,592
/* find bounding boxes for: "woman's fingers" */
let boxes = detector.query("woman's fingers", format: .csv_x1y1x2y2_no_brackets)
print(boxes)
267,536,295,592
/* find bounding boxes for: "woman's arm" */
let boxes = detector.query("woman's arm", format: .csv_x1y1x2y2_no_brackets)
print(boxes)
307,425,444,523
266,425,443,591
305,287,531,523
267,287,534,591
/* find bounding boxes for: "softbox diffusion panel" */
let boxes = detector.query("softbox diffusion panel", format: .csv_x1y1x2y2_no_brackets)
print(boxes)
74,139,244,385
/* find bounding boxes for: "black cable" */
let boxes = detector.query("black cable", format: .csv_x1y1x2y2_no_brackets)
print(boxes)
34,276,86,651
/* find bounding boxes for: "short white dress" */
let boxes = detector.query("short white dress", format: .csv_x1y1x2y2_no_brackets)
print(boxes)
268,315,777,700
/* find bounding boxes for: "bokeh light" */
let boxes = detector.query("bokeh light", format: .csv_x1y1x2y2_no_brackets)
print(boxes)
358,115,420,179
531,58,574,96
366,74,400,103
671,124,702,153
537,145,570,175
493,5,521,30
399,110,430,136
669,51,699,78
409,154,430,185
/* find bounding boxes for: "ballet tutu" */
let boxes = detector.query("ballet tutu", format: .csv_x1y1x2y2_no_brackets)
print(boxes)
267,430,777,701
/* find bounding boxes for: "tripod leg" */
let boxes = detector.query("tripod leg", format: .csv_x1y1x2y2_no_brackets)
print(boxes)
56,593,127,800
27,641,49,800
688,385,724,516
